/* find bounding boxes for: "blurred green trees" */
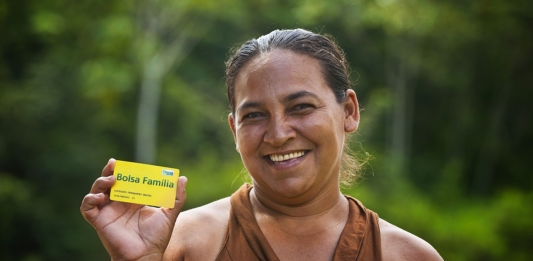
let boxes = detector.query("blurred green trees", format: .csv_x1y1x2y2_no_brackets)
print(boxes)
1,0,531,260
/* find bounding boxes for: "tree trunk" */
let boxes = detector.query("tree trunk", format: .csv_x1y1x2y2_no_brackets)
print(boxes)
387,36,421,179
135,55,164,163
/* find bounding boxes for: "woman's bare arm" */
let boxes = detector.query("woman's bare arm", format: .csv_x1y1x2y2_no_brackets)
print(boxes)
380,219,443,261
163,198,231,261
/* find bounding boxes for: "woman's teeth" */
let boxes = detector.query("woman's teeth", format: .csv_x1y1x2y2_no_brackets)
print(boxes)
269,151,305,162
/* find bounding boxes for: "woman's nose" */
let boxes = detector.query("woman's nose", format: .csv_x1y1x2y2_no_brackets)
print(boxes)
263,115,296,147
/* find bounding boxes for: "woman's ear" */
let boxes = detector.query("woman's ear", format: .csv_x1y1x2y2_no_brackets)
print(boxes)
344,89,360,133
228,113,240,153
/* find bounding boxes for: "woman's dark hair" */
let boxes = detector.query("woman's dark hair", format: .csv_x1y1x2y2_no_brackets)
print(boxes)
225,28,365,186
225,28,351,113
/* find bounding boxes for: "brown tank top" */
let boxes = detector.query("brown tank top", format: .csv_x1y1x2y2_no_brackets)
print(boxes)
215,184,382,261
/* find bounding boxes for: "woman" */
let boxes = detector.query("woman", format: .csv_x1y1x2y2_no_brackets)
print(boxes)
81,29,443,261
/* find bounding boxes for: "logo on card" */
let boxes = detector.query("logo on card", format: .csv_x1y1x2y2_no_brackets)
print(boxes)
162,169,174,176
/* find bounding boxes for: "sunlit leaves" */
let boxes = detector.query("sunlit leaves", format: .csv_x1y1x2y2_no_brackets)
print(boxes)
362,0,440,35
81,59,134,106
32,11,65,35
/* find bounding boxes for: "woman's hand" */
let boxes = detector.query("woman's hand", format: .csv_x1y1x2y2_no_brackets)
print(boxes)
80,158,187,261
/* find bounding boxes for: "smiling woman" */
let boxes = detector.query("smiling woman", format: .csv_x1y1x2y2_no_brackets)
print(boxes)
226,29,363,188
228,49,355,203
80,29,443,261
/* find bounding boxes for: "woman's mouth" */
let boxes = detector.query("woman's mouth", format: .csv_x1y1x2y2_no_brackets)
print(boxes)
268,151,306,163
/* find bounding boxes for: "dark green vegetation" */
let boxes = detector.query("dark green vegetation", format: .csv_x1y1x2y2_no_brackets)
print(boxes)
1,0,532,260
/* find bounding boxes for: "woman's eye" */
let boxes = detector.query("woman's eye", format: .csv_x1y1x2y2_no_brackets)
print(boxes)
241,112,262,121
292,103,314,112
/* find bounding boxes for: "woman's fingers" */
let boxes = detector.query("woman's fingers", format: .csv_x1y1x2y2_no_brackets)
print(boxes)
90,175,116,194
80,193,106,222
175,176,188,207
90,158,116,194
102,158,116,177
163,176,188,221
80,159,116,225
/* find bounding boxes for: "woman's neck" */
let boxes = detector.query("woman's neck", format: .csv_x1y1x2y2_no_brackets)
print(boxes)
250,185,349,235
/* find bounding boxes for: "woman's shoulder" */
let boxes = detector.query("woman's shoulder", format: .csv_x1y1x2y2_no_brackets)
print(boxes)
379,218,443,261
163,197,231,261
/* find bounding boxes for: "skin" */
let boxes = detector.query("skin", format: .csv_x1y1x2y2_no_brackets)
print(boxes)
80,158,188,261
81,49,443,261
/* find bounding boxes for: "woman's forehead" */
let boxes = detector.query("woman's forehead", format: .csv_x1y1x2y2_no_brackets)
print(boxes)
242,50,315,74
235,50,325,90
233,50,334,109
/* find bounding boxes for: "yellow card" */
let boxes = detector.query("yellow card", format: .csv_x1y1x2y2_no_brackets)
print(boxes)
110,160,180,208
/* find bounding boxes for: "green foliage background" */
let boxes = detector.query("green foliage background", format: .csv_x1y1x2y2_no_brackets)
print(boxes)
1,0,532,260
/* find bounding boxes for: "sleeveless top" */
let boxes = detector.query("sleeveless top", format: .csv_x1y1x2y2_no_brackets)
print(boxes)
215,184,382,261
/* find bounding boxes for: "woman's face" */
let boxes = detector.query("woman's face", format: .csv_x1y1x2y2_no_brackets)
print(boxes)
229,49,359,203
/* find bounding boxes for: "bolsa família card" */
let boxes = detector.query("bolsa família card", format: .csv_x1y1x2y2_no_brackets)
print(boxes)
110,160,180,208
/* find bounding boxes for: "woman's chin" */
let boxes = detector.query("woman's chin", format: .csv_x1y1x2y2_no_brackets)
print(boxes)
261,178,315,201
